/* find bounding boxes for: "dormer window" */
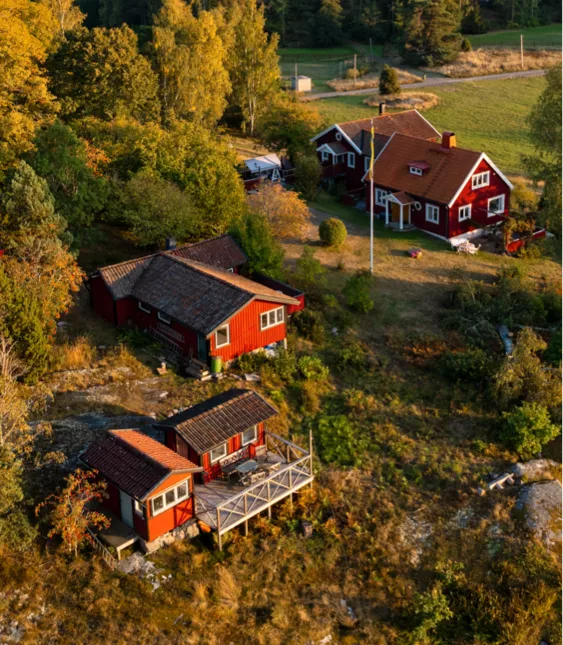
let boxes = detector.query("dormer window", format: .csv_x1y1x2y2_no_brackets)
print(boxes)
408,161,430,176
409,166,423,176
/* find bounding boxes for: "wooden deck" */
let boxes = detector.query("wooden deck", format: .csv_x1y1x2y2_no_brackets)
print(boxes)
91,504,139,559
194,432,314,546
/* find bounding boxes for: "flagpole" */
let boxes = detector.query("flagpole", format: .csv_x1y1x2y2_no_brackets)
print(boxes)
370,120,374,273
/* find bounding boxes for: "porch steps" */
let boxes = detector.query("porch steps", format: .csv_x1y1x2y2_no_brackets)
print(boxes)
185,357,213,381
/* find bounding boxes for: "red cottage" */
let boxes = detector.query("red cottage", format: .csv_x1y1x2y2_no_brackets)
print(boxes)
363,131,513,242
154,388,278,483
89,236,301,373
80,429,202,555
311,108,440,198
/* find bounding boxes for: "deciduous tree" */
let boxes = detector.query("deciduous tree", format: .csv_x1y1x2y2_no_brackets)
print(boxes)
230,210,285,278
247,183,310,239
38,0,84,37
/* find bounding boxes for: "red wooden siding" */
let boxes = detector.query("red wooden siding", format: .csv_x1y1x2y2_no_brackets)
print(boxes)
131,300,199,355
102,481,121,517
90,275,116,324
209,300,288,362
315,130,365,192
448,158,511,238
145,472,195,542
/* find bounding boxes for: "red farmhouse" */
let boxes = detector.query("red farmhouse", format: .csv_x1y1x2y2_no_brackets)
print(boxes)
363,131,513,242
89,235,301,368
155,388,278,484
311,108,440,196
80,429,202,553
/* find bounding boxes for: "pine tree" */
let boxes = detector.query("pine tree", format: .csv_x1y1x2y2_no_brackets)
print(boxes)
313,0,344,46
379,65,401,95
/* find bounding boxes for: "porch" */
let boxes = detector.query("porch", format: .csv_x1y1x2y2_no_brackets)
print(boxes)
383,191,416,231
89,503,139,562
194,432,314,549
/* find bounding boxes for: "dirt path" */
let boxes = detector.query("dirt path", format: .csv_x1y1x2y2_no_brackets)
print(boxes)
301,68,547,101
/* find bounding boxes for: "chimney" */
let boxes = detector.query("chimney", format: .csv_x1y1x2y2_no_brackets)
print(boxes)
379,102,386,115
441,132,456,150
165,237,177,250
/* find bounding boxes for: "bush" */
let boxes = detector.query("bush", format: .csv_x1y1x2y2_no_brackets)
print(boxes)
291,308,325,344
236,351,269,373
544,328,561,366
294,153,322,201
269,349,298,381
337,339,368,371
310,414,367,467
460,37,472,52
379,65,400,95
294,246,327,291
343,270,374,313
297,355,329,381
319,218,347,248
440,348,495,384
501,402,560,459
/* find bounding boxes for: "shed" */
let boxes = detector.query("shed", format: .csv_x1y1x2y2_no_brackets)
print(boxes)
291,75,312,92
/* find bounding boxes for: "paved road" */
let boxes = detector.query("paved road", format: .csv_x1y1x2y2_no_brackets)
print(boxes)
301,68,547,101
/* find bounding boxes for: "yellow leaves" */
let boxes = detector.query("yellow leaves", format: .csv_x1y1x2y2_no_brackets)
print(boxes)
247,182,311,240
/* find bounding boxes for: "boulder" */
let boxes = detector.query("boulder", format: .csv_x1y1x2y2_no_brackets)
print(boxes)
516,480,562,548
510,459,559,482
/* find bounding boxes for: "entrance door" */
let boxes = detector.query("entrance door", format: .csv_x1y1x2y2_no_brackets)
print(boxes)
390,202,401,222
197,334,209,363
119,490,134,528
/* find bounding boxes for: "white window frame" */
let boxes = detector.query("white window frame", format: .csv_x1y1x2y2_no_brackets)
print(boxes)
321,150,329,162
134,500,145,517
458,204,472,222
472,171,490,189
215,324,230,348
375,188,388,206
210,442,227,464
241,425,258,446
157,311,171,324
260,306,284,331
409,166,423,176
425,204,439,224
347,152,355,168
149,479,191,517
335,132,342,141
227,268,234,273
138,301,151,314
487,194,505,216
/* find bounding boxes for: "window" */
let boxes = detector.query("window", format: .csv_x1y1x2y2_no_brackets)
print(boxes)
409,166,423,176
472,171,490,189
227,268,234,273
215,324,230,348
458,204,472,222
210,443,227,464
347,153,355,168
335,132,342,141
425,204,439,224
138,301,151,314
364,157,371,172
488,195,505,216
321,150,329,162
149,480,191,516
242,425,258,446
157,311,171,324
134,500,145,517
260,306,284,331
375,188,388,206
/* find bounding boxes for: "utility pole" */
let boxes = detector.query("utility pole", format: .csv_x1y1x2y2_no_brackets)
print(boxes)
520,34,524,69
369,38,374,61
353,54,357,87
369,120,375,273
294,62,298,89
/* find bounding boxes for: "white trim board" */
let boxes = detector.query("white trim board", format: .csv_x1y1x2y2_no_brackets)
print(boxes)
311,124,363,154
447,153,513,207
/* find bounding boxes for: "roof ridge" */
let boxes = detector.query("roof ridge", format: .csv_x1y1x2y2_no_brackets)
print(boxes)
172,234,231,253
99,253,155,272
392,131,481,156
338,109,417,127
110,429,176,473
177,390,255,427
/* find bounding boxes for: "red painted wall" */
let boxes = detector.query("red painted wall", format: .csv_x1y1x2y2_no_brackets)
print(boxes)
145,472,195,542
448,158,511,238
102,481,122,517
315,130,366,192
90,276,116,324
209,300,288,362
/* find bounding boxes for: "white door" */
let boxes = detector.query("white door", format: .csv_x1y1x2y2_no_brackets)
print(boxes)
119,490,134,528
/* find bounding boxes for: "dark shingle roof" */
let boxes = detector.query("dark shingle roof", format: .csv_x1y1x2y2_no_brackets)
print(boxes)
81,430,199,500
99,256,154,300
154,389,278,454
169,235,247,270
130,255,297,336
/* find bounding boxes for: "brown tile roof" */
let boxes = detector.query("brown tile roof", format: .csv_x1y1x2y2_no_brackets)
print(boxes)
154,389,278,454
389,191,416,205
338,110,440,152
131,255,298,336
169,235,247,270
371,133,482,205
81,430,199,500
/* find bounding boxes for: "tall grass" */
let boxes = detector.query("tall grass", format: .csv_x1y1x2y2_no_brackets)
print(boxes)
50,336,97,371
434,48,561,78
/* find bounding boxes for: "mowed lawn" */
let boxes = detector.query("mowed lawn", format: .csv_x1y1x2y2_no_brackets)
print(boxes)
307,76,546,175
469,23,562,48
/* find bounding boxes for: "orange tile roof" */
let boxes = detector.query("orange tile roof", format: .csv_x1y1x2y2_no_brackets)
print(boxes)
370,133,482,205
111,430,199,471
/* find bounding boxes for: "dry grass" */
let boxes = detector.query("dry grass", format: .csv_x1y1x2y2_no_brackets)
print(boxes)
50,335,97,372
327,67,423,92
433,48,562,78
364,91,440,111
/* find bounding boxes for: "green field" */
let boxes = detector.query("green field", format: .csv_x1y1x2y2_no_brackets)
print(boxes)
308,76,546,175
468,23,561,48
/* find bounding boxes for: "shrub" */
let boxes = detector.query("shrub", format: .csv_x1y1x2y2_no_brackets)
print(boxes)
297,355,329,381
311,414,367,467
440,348,495,384
236,351,269,373
460,37,472,52
269,349,298,381
300,380,322,414
294,153,322,201
544,328,561,366
379,65,401,95
294,246,327,291
343,270,374,313
291,308,325,344
501,402,560,459
337,339,368,371
319,218,347,248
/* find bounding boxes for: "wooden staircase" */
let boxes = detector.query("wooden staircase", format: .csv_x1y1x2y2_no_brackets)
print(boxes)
185,357,212,381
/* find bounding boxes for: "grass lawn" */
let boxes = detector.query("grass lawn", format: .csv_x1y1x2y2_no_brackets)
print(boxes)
469,23,562,49
307,75,546,175
278,46,357,60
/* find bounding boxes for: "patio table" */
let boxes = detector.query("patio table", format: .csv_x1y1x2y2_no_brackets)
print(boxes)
235,459,258,475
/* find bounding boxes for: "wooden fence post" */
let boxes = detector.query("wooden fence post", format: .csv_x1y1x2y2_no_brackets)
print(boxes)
216,508,222,551
353,54,357,86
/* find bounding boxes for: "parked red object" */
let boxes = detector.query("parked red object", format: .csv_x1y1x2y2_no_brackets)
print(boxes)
506,227,546,254
408,248,422,259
